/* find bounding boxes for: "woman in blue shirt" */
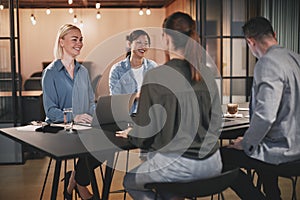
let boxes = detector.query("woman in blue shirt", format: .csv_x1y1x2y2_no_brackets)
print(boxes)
42,24,95,124
109,29,157,113
42,24,95,200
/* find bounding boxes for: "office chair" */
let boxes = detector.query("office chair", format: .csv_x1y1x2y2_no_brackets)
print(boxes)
145,168,239,200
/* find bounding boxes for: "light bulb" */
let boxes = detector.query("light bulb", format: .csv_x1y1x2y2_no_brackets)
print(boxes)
68,0,73,5
0,4,4,10
73,15,78,23
96,2,100,9
31,16,36,25
96,11,101,19
30,14,35,21
46,8,51,15
69,8,73,14
146,8,151,15
139,8,143,16
80,21,84,28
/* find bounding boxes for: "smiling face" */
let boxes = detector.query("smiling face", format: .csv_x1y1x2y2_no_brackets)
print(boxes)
130,34,150,58
60,29,83,58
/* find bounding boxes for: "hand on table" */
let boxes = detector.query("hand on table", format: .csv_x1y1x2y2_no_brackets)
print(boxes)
227,136,244,150
74,114,93,124
115,127,132,139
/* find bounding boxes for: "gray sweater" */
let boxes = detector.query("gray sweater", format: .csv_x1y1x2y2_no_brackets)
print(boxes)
243,45,300,165
128,59,222,160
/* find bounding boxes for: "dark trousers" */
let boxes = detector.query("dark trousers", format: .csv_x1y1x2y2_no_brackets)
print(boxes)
220,147,281,200
75,155,102,186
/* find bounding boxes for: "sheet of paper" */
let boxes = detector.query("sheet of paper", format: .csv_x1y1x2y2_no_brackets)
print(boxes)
17,125,41,132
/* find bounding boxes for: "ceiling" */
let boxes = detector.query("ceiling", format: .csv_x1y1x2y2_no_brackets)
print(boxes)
8,0,175,9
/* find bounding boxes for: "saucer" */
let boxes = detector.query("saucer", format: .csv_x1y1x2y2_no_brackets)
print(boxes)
223,113,243,118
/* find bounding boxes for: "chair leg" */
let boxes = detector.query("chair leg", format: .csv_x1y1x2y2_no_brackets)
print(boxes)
290,176,298,200
73,158,77,200
39,157,52,200
123,150,130,200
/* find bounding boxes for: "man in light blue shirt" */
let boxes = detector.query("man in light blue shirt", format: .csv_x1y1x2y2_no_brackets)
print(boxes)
221,16,300,200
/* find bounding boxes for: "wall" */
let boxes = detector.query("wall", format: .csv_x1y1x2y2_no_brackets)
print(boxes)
166,0,194,17
19,8,166,83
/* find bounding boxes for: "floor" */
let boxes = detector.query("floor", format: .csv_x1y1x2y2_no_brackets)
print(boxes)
0,150,299,200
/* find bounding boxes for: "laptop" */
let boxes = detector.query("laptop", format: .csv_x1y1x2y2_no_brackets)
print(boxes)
94,94,134,128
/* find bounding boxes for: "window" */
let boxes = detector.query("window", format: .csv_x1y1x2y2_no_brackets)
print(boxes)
196,0,260,104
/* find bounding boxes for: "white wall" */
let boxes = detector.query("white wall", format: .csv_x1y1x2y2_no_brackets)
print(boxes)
19,8,166,83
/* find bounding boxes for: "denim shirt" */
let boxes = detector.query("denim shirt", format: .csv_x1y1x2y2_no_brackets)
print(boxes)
42,59,95,123
242,45,300,165
109,56,157,113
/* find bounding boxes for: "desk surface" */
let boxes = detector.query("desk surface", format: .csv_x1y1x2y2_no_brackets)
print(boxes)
0,125,132,160
221,103,250,139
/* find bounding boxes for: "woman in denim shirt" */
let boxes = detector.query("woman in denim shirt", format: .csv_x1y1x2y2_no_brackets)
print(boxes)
42,24,95,200
42,24,95,124
109,30,157,113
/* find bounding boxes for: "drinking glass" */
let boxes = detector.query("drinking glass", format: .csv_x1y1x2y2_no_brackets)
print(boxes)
63,108,74,133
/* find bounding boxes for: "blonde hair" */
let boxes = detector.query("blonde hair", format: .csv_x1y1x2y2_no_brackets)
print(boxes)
53,24,81,59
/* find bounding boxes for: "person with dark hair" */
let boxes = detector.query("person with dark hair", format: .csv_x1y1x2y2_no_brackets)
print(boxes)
109,29,157,113
115,12,223,200
221,16,300,200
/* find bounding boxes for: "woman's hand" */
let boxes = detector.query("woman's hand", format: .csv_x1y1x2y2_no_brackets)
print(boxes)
73,114,93,124
115,127,132,139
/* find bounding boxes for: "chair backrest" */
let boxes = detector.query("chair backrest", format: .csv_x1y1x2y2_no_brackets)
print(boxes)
145,168,239,199
24,77,42,91
275,159,300,177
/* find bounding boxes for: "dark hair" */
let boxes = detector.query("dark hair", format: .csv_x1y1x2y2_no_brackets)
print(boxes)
242,16,275,41
163,12,198,50
126,29,151,58
163,12,201,81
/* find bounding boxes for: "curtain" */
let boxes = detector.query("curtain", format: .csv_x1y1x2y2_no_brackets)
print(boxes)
261,0,300,53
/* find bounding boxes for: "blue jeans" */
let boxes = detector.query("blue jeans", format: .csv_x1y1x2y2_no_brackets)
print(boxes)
123,150,222,200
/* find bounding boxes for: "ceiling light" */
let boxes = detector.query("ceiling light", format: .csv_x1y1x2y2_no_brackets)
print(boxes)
96,11,101,19
96,2,101,9
139,8,144,16
69,8,73,14
146,8,151,15
46,8,51,15
30,14,37,25
30,13,35,21
68,0,73,5
73,14,78,23
80,20,84,28
0,0,3,10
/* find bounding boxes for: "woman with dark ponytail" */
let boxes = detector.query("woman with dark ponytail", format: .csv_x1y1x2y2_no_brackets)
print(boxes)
109,29,157,113
116,12,222,199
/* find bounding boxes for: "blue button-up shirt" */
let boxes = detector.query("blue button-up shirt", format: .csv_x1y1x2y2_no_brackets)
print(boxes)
109,56,157,113
42,59,95,123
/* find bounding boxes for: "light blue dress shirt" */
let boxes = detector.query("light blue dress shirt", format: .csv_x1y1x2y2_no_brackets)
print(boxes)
109,56,157,113
42,59,95,123
242,45,300,165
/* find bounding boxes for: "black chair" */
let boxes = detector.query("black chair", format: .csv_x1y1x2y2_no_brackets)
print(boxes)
24,77,42,90
273,160,300,200
30,71,43,77
145,168,239,200
253,159,300,200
